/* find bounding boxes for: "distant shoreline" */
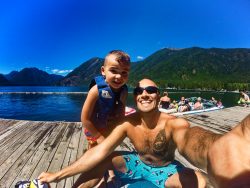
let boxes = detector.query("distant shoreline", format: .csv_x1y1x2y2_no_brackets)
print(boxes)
0,90,243,95
0,91,88,95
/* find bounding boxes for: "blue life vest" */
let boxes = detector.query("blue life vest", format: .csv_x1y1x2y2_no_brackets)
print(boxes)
89,76,127,129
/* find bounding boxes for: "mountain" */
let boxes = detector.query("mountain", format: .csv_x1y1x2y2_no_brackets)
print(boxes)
0,74,10,86
2,47,250,89
4,71,19,80
4,68,63,86
60,47,250,90
128,47,250,90
59,57,104,86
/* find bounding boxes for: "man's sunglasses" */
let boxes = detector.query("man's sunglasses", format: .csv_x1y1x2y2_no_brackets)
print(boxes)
133,86,159,95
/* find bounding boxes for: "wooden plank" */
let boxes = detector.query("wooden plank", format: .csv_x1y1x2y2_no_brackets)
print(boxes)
185,115,233,133
0,121,41,168
64,123,82,188
185,118,228,133
55,124,81,188
183,107,250,134
48,122,75,167
0,119,18,133
29,122,69,180
201,112,241,125
77,122,87,160
46,123,75,188
10,122,56,187
0,121,35,158
0,122,50,187
55,140,73,188
0,121,41,166
0,120,29,143
0,119,12,126
74,123,87,182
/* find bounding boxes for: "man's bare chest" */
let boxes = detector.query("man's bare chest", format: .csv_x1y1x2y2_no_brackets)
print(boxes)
131,128,175,158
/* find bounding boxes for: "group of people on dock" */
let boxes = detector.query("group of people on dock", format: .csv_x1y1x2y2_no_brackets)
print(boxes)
37,50,250,188
159,93,223,113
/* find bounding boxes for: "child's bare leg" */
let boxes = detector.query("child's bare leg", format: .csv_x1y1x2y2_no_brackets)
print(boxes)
106,170,122,187
108,170,115,180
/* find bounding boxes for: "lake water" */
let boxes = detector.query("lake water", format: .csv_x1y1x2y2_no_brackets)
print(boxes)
0,86,241,122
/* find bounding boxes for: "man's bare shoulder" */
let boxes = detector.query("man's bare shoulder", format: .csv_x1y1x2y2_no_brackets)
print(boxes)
111,112,141,128
160,112,176,120
165,115,190,129
123,112,141,126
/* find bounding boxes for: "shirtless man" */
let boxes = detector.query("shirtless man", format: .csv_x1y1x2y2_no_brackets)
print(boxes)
39,79,250,188
159,91,171,109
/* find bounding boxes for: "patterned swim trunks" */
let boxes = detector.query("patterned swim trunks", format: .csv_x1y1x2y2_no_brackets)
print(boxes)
114,152,184,188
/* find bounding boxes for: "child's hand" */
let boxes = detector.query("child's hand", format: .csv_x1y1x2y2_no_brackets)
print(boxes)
97,135,105,144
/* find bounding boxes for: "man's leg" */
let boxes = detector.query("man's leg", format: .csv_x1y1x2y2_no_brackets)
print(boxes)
72,151,127,188
77,141,103,188
165,168,206,188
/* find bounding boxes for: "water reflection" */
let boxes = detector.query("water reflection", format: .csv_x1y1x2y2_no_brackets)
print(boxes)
0,94,87,122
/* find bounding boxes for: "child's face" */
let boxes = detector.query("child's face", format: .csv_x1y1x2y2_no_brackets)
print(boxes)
101,54,130,90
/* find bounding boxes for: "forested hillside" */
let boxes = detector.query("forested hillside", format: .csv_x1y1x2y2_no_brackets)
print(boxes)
2,47,249,90
128,47,250,90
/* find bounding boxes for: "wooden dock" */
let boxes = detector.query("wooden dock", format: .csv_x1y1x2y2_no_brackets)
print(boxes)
0,106,250,188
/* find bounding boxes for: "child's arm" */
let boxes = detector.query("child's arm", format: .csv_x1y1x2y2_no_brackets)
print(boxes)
119,88,128,115
120,89,128,105
81,85,103,141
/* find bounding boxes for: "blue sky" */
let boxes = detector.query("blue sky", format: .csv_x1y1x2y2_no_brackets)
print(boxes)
0,0,250,75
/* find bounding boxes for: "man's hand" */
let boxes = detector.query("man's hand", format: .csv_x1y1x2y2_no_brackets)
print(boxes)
38,172,58,184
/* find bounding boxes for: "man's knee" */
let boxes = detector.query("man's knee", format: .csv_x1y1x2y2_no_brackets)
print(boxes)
76,178,103,188
110,153,127,173
165,168,206,188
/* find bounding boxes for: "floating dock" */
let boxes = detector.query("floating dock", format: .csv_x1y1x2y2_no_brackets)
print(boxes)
0,106,250,188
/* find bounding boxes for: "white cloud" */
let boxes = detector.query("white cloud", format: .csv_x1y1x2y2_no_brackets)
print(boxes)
51,69,73,75
137,56,144,60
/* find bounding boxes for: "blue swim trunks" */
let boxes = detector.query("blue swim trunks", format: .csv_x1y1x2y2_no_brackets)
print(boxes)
114,152,184,188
